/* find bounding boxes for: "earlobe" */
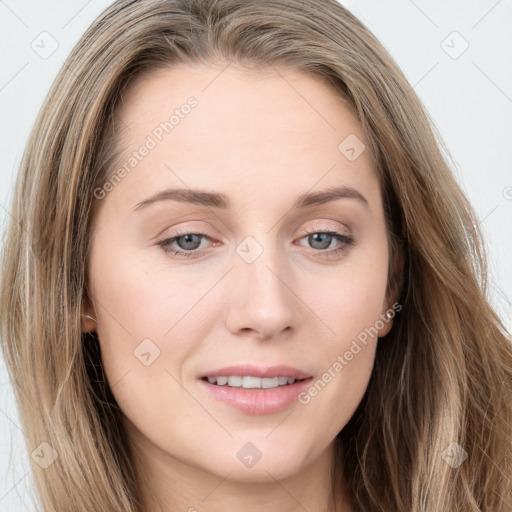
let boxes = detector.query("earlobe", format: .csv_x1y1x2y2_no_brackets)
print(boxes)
377,309,394,338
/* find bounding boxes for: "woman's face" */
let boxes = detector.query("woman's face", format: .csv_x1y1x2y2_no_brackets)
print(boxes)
85,62,394,487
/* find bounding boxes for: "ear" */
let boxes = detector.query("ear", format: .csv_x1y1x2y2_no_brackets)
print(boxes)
377,307,394,338
81,312,97,333
81,292,97,333
378,243,404,338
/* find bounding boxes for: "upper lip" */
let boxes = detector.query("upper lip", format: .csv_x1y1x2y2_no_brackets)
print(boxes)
199,364,312,380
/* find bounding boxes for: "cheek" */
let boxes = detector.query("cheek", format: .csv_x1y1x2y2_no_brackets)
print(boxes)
295,252,388,428
297,302,379,445
88,238,205,344
311,252,389,344
87,239,222,423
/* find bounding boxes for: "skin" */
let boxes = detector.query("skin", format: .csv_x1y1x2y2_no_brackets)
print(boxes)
83,61,395,512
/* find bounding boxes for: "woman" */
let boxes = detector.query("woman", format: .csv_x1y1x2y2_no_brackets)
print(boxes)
1,0,511,511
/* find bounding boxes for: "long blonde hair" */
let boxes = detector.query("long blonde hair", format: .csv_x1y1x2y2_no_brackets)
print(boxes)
1,0,511,510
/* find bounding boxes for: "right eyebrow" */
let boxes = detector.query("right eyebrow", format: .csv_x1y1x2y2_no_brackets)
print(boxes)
133,188,230,212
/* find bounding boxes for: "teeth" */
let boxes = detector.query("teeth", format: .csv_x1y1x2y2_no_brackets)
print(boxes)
261,377,279,388
228,376,242,387
206,375,298,388
243,376,262,388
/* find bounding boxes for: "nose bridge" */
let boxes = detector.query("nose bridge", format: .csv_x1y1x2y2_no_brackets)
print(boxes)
224,232,296,338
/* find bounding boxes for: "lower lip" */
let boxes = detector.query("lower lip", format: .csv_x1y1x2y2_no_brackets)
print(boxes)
198,377,313,415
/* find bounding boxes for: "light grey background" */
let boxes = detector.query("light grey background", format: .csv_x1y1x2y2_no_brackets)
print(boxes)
1,1,511,509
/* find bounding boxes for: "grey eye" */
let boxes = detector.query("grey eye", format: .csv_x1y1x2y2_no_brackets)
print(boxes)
307,233,334,250
175,234,203,251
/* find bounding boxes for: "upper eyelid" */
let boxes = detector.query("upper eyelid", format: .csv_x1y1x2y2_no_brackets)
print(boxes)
162,218,351,238
163,227,350,241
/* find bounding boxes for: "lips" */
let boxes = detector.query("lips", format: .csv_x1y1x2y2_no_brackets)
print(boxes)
197,364,313,415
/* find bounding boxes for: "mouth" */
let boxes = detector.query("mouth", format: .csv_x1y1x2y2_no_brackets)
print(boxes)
197,364,313,415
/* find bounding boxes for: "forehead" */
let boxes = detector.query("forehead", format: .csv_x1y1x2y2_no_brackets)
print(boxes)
116,61,360,139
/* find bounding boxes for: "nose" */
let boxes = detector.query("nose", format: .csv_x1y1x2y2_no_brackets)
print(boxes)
224,240,296,340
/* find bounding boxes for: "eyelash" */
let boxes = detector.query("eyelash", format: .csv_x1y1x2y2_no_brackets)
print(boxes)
156,226,355,260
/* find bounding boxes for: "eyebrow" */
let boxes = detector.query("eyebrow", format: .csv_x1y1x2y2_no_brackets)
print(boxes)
132,185,369,212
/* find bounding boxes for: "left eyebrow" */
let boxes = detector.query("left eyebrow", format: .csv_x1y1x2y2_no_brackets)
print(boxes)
293,185,369,209
132,185,369,212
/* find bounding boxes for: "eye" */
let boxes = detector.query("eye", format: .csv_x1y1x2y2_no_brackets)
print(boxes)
296,228,355,258
156,230,216,259
156,227,355,260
